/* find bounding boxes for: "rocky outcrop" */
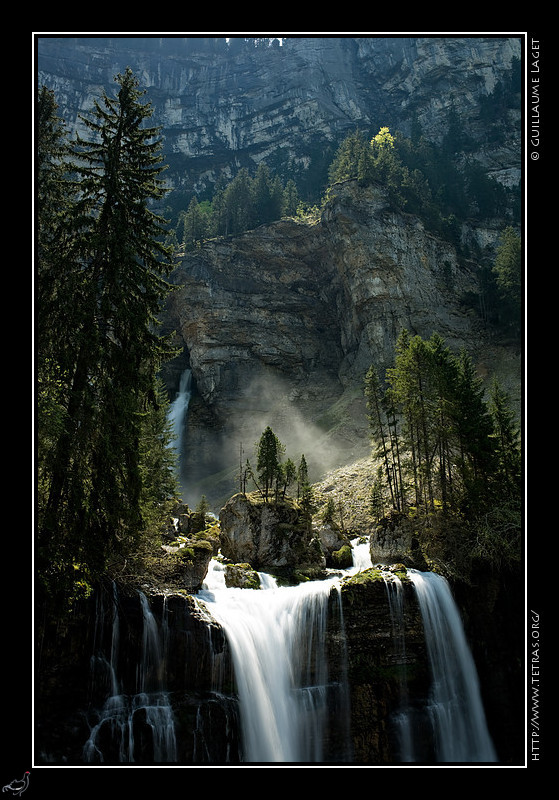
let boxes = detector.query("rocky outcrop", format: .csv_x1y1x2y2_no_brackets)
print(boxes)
219,492,325,578
35,586,241,764
338,568,431,763
369,510,427,568
224,562,261,589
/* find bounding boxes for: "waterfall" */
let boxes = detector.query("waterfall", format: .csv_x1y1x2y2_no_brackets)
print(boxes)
408,570,497,763
349,537,373,572
198,561,348,763
83,589,177,763
78,543,497,764
383,575,417,762
168,368,192,462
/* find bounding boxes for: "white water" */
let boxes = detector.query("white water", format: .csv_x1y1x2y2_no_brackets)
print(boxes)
83,591,177,763
408,570,497,763
81,540,496,764
197,547,370,763
384,575,415,762
198,563,336,762
168,368,192,461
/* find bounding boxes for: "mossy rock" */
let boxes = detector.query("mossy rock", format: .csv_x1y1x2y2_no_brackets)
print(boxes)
224,563,261,589
331,544,353,569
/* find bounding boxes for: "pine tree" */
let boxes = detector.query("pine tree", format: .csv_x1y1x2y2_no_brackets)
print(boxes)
387,331,435,509
493,226,522,332
453,348,496,508
328,129,371,184
221,168,255,235
282,179,300,216
489,379,521,500
181,196,209,249
38,69,176,596
365,363,401,510
297,454,309,499
37,88,76,491
256,426,285,501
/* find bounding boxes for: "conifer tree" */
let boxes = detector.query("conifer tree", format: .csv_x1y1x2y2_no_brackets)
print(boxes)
365,363,401,510
297,454,309,499
328,129,373,184
283,179,300,216
37,87,77,488
256,426,285,501
489,379,521,500
493,226,522,332
38,69,176,596
181,196,209,249
387,331,435,509
453,348,496,507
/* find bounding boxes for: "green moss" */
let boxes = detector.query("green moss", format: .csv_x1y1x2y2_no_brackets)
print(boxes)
344,567,386,586
177,539,213,565
225,562,261,589
331,544,353,569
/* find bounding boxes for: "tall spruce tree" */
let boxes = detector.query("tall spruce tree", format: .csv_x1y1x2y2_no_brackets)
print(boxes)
38,69,175,598
365,363,401,510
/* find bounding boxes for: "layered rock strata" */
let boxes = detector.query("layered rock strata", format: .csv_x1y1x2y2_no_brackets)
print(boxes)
164,180,515,507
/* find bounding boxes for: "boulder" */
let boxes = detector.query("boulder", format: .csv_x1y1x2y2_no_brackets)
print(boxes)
313,520,348,564
224,563,261,589
219,492,326,576
370,511,417,566
152,539,214,593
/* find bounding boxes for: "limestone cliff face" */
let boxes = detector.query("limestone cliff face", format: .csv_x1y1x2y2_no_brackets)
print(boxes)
164,180,514,506
37,36,521,195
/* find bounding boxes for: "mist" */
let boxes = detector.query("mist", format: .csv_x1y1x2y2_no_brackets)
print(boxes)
179,369,369,510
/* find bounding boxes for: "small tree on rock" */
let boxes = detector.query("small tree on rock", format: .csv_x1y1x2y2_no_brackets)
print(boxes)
256,426,285,501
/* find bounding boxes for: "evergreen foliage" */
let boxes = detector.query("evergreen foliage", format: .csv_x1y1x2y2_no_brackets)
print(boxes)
37,70,179,604
175,163,302,249
364,331,522,565
255,426,285,501
244,428,313,509
492,226,522,333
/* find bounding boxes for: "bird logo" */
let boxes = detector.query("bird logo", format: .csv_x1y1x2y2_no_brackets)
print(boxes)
2,773,30,797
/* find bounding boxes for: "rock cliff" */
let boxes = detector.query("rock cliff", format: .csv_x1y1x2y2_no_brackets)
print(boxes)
37,36,521,196
36,35,522,507
163,180,520,506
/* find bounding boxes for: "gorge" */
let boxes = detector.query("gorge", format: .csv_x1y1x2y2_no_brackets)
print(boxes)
34,35,525,771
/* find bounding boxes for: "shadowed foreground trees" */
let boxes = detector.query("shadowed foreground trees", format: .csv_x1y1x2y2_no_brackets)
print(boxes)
37,70,178,604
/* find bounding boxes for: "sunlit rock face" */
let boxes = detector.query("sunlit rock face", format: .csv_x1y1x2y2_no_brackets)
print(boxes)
164,180,508,507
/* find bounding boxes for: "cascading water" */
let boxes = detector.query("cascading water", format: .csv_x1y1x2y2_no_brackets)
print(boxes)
408,570,497,763
168,368,192,464
78,540,496,764
83,589,177,763
197,559,354,763
384,574,415,762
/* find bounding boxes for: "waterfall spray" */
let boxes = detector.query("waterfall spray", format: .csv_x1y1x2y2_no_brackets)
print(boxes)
198,562,346,763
